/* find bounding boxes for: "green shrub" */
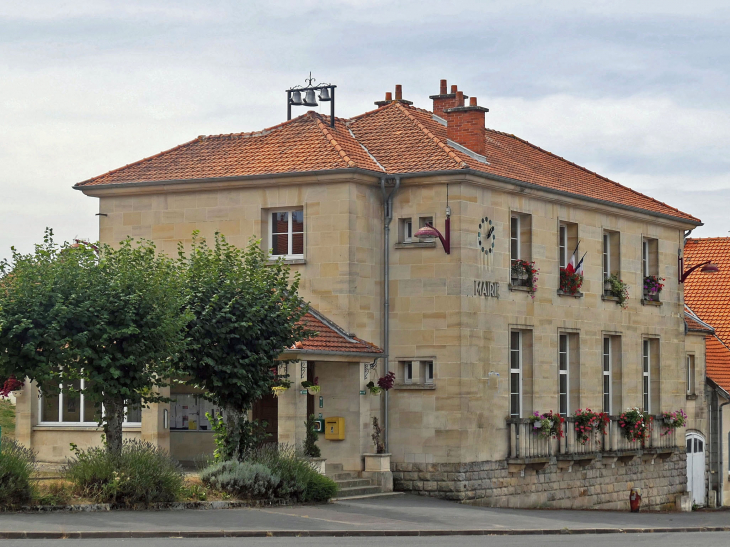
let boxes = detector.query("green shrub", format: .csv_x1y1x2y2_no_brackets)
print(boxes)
34,482,72,506
303,472,338,502
64,439,184,505
201,460,281,500
303,415,321,458
0,437,36,506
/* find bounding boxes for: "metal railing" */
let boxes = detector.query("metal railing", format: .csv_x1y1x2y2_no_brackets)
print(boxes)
507,416,679,460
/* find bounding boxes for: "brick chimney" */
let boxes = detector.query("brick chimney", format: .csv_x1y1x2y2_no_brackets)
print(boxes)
443,91,489,157
375,85,413,107
429,79,468,118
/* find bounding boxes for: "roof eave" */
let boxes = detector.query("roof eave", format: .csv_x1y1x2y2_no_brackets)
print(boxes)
279,349,383,362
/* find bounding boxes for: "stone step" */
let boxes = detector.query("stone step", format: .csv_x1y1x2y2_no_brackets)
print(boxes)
328,472,361,481
334,485,384,499
334,478,372,489
327,463,344,473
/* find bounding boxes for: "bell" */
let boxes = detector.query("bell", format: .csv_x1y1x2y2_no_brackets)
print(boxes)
318,87,331,101
302,89,318,107
290,91,303,106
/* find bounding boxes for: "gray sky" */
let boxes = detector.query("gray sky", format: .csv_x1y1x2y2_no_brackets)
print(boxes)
2,0,729,260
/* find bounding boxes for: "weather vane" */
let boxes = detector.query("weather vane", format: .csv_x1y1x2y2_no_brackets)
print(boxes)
286,73,337,127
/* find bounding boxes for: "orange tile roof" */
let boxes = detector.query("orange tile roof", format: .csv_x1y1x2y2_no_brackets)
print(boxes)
706,335,730,393
76,100,699,223
684,238,730,345
293,308,382,355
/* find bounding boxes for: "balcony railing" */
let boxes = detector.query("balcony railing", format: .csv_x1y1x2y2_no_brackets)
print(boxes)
507,416,679,462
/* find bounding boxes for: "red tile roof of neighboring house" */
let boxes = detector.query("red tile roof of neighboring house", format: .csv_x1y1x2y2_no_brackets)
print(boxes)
684,238,730,344
292,308,382,355
75,99,699,224
685,305,714,334
706,335,730,393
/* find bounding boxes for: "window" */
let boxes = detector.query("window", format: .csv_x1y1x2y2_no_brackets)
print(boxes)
39,380,140,425
642,237,660,301
170,392,220,431
399,218,414,243
559,334,569,416
401,361,413,384
559,225,568,268
602,231,620,294
270,209,304,259
558,221,578,285
421,360,434,384
686,355,694,395
510,331,522,418
510,213,533,287
642,339,660,413
603,337,611,414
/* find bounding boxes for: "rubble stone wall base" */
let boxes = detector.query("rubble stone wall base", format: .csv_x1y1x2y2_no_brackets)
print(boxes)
393,452,687,510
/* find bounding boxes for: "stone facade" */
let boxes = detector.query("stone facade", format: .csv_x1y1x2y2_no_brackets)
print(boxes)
394,453,687,510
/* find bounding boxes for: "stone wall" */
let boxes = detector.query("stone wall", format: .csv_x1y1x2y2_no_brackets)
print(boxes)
393,452,687,510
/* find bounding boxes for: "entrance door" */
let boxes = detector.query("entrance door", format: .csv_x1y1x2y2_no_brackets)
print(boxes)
252,394,279,443
686,433,706,506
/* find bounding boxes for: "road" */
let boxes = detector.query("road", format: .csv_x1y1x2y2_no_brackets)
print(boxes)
0,533,729,546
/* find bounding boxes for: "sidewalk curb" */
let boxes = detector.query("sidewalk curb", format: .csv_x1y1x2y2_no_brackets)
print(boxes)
1,527,730,539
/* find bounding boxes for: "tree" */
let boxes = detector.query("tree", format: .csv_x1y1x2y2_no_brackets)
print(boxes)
177,233,309,460
0,230,188,454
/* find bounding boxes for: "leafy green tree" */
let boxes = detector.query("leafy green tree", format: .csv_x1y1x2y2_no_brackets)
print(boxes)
177,233,309,460
0,230,188,454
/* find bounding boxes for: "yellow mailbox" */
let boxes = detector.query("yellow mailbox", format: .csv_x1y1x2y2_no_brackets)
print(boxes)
324,417,345,440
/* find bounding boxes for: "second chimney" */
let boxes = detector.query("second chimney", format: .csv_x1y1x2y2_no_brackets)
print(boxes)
430,79,468,118
443,90,489,157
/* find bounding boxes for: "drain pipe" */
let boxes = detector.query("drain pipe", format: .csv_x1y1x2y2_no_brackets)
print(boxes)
380,176,400,453
719,398,730,506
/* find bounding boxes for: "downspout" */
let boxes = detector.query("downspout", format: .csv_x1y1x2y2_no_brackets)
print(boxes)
380,176,400,453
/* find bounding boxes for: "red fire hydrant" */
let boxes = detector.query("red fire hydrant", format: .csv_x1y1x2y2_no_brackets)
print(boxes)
630,488,641,512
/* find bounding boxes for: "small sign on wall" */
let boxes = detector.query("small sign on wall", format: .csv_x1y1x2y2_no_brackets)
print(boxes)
474,280,499,298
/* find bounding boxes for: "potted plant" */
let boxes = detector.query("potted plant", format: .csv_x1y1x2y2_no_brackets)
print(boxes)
304,414,326,474
559,265,584,295
363,417,391,472
377,371,395,391
528,410,564,440
659,409,687,437
618,407,652,443
643,275,665,301
573,408,610,445
366,381,382,395
604,274,630,309
0,376,23,399
510,259,540,298
301,377,320,395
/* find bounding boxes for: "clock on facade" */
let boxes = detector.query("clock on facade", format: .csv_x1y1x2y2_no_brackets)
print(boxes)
478,216,496,254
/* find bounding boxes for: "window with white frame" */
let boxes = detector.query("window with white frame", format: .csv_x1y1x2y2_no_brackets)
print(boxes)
559,225,568,268
39,380,141,425
510,330,522,418
511,216,521,267
270,209,304,259
643,340,651,412
603,337,612,414
399,218,414,243
421,360,434,384
559,334,569,416
602,231,620,294
170,392,220,431
687,354,696,396
642,237,660,300
510,213,533,287
401,361,413,384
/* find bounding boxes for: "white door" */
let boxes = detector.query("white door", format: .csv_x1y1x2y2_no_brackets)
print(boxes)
686,433,706,507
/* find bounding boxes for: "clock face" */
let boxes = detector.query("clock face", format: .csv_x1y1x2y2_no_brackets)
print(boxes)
478,217,496,254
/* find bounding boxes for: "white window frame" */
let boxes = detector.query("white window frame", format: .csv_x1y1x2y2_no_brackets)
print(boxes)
603,233,611,282
405,219,413,242
603,337,612,414
269,208,304,259
642,239,649,278
643,339,651,413
687,354,695,396
559,225,568,268
422,360,434,385
559,333,569,417
511,216,520,266
402,361,413,384
510,330,522,418
38,380,141,426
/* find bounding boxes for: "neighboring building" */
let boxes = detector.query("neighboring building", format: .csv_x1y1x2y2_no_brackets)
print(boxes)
16,79,709,509
683,237,730,507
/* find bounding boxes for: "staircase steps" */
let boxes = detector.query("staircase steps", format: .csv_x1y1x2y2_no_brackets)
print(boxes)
326,464,389,500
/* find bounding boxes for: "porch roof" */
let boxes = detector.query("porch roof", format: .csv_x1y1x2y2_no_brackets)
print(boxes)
282,307,382,360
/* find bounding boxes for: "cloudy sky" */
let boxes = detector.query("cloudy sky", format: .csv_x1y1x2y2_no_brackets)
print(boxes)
2,0,729,260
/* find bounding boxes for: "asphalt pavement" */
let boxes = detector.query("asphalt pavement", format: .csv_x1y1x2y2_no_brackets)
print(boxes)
0,494,729,538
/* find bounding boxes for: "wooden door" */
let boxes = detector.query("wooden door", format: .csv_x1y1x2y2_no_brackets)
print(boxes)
252,394,278,443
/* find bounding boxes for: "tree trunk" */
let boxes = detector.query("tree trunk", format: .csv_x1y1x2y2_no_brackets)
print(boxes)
224,406,246,461
104,397,125,455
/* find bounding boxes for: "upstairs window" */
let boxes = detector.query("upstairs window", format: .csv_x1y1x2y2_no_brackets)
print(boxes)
270,209,304,259
558,222,578,268
398,215,435,244
642,237,661,301
687,354,696,396
398,359,435,385
510,213,533,288
602,231,621,294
